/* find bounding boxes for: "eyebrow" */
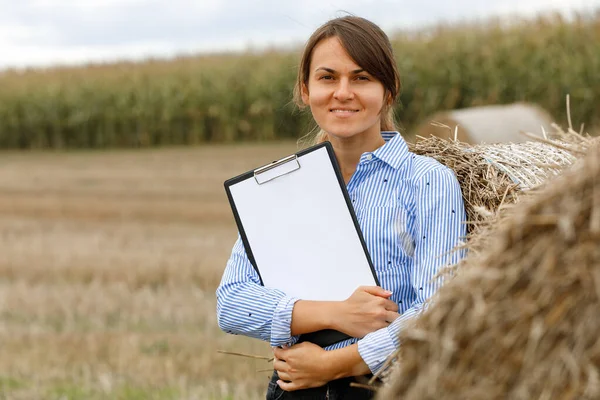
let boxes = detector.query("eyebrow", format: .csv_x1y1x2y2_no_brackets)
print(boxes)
315,67,365,74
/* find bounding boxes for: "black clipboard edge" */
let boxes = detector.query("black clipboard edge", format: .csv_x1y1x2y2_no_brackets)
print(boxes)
224,175,264,285
223,141,380,347
224,142,335,283
223,143,331,284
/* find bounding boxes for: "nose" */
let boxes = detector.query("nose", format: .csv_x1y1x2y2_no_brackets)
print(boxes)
333,78,354,101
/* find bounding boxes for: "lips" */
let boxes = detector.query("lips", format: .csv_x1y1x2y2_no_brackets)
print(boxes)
330,108,359,113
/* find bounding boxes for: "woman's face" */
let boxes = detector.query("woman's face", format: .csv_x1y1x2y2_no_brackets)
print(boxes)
301,36,387,142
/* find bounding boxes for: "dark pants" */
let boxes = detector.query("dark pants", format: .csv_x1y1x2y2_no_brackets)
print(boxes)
266,371,376,400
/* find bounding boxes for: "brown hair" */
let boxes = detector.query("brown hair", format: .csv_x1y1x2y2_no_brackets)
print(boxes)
294,16,401,144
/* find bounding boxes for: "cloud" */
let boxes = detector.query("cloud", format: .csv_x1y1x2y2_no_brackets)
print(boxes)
0,0,598,68
1,0,312,47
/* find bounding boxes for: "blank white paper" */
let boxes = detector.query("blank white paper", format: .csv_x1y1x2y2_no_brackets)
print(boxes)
228,146,377,302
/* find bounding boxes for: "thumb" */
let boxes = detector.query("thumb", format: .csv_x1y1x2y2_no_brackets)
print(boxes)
278,379,295,391
361,286,393,298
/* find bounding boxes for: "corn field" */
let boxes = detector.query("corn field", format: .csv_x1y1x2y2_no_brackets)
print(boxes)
0,12,598,149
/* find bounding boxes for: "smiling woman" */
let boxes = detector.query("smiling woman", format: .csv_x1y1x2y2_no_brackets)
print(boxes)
216,15,467,400
294,16,400,155
300,37,387,149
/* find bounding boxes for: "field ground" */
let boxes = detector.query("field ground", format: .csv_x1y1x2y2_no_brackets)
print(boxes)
0,141,298,399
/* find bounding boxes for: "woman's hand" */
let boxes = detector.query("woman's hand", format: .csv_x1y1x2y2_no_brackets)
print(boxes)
334,286,399,338
273,342,333,391
273,342,372,392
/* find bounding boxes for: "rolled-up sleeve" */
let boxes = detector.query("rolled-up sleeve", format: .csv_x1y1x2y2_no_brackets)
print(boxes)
216,236,300,347
358,167,467,373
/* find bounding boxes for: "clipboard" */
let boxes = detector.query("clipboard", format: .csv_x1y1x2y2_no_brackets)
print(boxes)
224,141,379,347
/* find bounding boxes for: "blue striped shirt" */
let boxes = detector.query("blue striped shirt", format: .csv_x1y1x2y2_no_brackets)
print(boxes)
216,132,467,373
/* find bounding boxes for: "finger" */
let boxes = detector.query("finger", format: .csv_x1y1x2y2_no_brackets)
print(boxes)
277,379,297,392
273,346,286,361
277,371,292,382
383,299,399,312
386,311,400,323
361,286,393,298
273,359,288,372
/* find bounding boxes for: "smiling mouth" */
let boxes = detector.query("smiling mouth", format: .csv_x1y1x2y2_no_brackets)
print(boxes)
330,109,359,113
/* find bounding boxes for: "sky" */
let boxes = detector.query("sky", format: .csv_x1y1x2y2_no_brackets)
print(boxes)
1,0,599,69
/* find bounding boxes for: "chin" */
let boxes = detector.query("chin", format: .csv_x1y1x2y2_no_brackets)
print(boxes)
321,129,354,139
319,118,381,140
324,126,369,140
318,124,354,138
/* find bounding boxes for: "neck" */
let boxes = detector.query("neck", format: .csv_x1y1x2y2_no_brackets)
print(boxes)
329,132,386,184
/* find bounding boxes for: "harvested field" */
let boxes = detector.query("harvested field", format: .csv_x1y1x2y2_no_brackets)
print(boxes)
3,132,597,399
0,142,297,399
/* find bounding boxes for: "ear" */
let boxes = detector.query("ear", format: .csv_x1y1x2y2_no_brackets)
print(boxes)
300,83,310,105
385,91,393,106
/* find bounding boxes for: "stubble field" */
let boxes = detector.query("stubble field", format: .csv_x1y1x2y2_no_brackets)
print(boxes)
0,142,298,399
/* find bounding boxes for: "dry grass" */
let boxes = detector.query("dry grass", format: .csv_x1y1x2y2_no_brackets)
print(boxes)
379,139,600,399
0,142,298,399
407,127,594,245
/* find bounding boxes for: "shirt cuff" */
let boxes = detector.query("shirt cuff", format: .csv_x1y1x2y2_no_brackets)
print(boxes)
357,326,398,374
270,295,300,347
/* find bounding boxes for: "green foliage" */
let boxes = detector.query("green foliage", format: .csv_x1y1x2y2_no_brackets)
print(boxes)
0,13,598,149
393,13,600,133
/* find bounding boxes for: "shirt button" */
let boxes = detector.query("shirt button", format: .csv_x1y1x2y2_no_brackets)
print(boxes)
365,154,372,161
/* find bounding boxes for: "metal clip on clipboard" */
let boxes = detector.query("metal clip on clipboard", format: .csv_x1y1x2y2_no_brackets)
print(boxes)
254,154,301,185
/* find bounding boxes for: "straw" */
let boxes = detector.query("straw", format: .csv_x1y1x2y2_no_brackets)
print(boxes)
377,132,600,399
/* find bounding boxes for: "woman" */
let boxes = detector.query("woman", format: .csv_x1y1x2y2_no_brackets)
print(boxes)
216,15,467,399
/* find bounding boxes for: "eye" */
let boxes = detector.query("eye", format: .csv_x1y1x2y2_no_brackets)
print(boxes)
355,75,370,81
318,75,334,81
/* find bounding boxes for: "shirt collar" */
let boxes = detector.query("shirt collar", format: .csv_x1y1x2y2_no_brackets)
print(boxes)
371,131,410,170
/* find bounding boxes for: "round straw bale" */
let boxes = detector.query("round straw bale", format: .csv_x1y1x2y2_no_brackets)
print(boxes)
407,130,596,238
378,143,600,400
411,103,555,144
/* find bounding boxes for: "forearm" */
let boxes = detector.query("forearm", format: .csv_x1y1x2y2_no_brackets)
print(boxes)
325,344,371,380
217,237,300,346
290,300,340,336
217,280,291,340
292,286,397,338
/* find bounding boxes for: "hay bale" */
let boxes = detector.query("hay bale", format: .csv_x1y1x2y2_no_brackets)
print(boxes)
378,141,600,399
407,129,595,238
412,103,555,144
